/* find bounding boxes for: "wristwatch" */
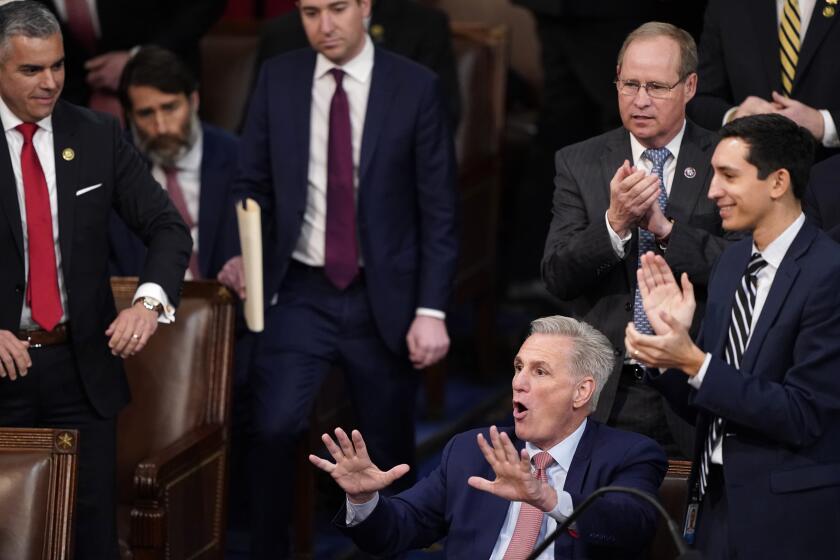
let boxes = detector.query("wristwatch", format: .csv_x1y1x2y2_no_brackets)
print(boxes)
139,296,163,316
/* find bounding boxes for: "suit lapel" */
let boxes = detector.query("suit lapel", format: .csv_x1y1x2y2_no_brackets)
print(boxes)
359,48,396,183
740,221,814,370
0,129,24,263
712,242,754,357
666,122,713,220
600,130,635,284
750,0,782,92
197,126,222,277
564,420,595,497
795,0,837,92
50,103,80,282
293,53,316,210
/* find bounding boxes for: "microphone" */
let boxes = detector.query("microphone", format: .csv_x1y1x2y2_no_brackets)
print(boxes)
526,485,703,560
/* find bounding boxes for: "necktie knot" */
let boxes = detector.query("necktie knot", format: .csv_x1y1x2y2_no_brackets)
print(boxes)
532,451,554,480
16,122,39,144
642,147,671,174
748,252,768,276
330,67,345,88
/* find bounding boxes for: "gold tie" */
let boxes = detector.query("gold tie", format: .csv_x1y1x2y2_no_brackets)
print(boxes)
779,0,801,96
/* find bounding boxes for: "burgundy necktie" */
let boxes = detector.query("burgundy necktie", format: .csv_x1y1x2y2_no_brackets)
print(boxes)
163,166,201,279
502,451,555,560
324,68,358,290
64,0,98,54
17,123,62,331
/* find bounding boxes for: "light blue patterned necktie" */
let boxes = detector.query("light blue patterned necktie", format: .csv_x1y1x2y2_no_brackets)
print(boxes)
632,147,671,336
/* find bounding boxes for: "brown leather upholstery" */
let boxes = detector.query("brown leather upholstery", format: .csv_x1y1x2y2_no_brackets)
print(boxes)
111,278,236,560
0,428,79,560
649,459,691,559
198,21,261,132
424,22,509,417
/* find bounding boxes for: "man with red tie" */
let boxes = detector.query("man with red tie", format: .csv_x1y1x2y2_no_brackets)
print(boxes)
0,3,191,558
310,315,667,558
233,0,458,555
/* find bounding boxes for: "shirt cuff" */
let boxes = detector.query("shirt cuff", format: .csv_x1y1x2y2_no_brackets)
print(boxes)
722,106,739,125
416,307,446,320
604,210,630,258
133,283,175,324
687,353,713,389
820,110,840,147
345,493,379,527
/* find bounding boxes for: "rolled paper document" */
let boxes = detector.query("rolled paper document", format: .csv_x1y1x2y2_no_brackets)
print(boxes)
236,198,264,332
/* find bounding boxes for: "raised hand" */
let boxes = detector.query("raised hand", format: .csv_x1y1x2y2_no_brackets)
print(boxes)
467,426,557,512
637,252,696,334
607,160,662,238
309,428,409,504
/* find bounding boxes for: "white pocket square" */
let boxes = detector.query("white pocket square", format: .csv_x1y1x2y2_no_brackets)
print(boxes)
75,183,103,196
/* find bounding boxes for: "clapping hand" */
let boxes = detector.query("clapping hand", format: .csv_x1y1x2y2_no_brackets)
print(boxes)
637,252,695,334
309,428,410,504
467,426,557,512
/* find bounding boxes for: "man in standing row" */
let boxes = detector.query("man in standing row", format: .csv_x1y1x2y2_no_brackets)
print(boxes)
233,0,458,556
0,2,191,558
628,114,840,558
542,22,732,457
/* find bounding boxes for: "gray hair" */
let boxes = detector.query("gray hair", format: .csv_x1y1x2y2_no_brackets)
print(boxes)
529,315,614,412
616,21,698,80
0,1,61,60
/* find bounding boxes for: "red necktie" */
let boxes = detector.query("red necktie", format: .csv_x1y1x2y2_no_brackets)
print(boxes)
163,166,201,279
17,123,62,332
502,451,555,560
64,0,98,54
324,69,358,290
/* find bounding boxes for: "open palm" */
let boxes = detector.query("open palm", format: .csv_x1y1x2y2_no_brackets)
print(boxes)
309,428,409,502
637,252,696,334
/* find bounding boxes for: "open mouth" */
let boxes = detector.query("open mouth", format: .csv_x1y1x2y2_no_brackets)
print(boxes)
513,400,528,420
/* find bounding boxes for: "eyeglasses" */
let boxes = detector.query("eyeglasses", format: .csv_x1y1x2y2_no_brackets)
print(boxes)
614,78,685,99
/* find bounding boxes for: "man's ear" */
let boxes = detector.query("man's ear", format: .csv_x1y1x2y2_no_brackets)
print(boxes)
572,378,595,410
769,168,792,201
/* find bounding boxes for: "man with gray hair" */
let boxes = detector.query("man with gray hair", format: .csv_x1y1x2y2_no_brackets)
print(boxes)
309,315,667,558
0,2,190,557
542,21,735,457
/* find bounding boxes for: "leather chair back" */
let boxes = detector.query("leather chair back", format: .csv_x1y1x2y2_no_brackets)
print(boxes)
0,428,78,560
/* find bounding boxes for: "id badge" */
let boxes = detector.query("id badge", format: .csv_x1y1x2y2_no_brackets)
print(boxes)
683,500,699,545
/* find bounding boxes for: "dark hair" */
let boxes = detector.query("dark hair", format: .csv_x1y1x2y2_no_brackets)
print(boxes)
0,1,61,60
719,114,815,199
118,46,197,111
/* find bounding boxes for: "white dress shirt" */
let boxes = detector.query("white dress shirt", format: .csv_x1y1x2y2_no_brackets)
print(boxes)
151,129,203,280
345,419,588,559
605,121,687,258
0,96,173,327
690,213,806,464
722,0,838,147
291,34,443,319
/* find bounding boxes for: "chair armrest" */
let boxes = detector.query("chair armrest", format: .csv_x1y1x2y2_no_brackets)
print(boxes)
133,423,225,500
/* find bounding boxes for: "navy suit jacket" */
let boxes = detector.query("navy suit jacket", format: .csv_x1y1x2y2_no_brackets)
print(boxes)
803,153,840,242
109,123,240,279
652,219,840,557
340,422,667,559
235,47,458,355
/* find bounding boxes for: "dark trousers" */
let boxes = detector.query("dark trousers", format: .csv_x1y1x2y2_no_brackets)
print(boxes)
695,465,734,558
0,343,118,559
249,262,418,559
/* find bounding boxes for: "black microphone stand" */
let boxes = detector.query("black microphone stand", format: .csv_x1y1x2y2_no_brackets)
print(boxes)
526,485,703,560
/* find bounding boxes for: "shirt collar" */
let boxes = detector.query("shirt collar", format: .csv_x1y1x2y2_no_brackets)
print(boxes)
0,95,54,133
314,33,374,85
753,212,806,270
525,418,587,473
629,119,686,167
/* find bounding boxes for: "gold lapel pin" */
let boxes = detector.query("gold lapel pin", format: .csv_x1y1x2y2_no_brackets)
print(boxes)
827,0,837,6
61,148,75,161
824,5,836,17
370,24,385,42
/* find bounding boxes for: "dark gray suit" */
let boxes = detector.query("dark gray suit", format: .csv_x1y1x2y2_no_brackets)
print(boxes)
542,121,732,455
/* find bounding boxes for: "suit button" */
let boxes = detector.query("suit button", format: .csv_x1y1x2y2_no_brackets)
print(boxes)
614,349,621,357
15,285,22,294
625,302,632,311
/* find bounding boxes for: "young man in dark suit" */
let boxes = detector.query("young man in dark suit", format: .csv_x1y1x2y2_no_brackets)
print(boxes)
0,3,191,558
312,315,667,559
233,0,458,556
542,22,732,458
628,114,840,558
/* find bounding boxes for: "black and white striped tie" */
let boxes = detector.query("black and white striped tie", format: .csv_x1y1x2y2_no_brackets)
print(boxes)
698,252,767,499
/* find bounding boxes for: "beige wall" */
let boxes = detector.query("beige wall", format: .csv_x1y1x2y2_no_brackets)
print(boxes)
429,0,542,92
